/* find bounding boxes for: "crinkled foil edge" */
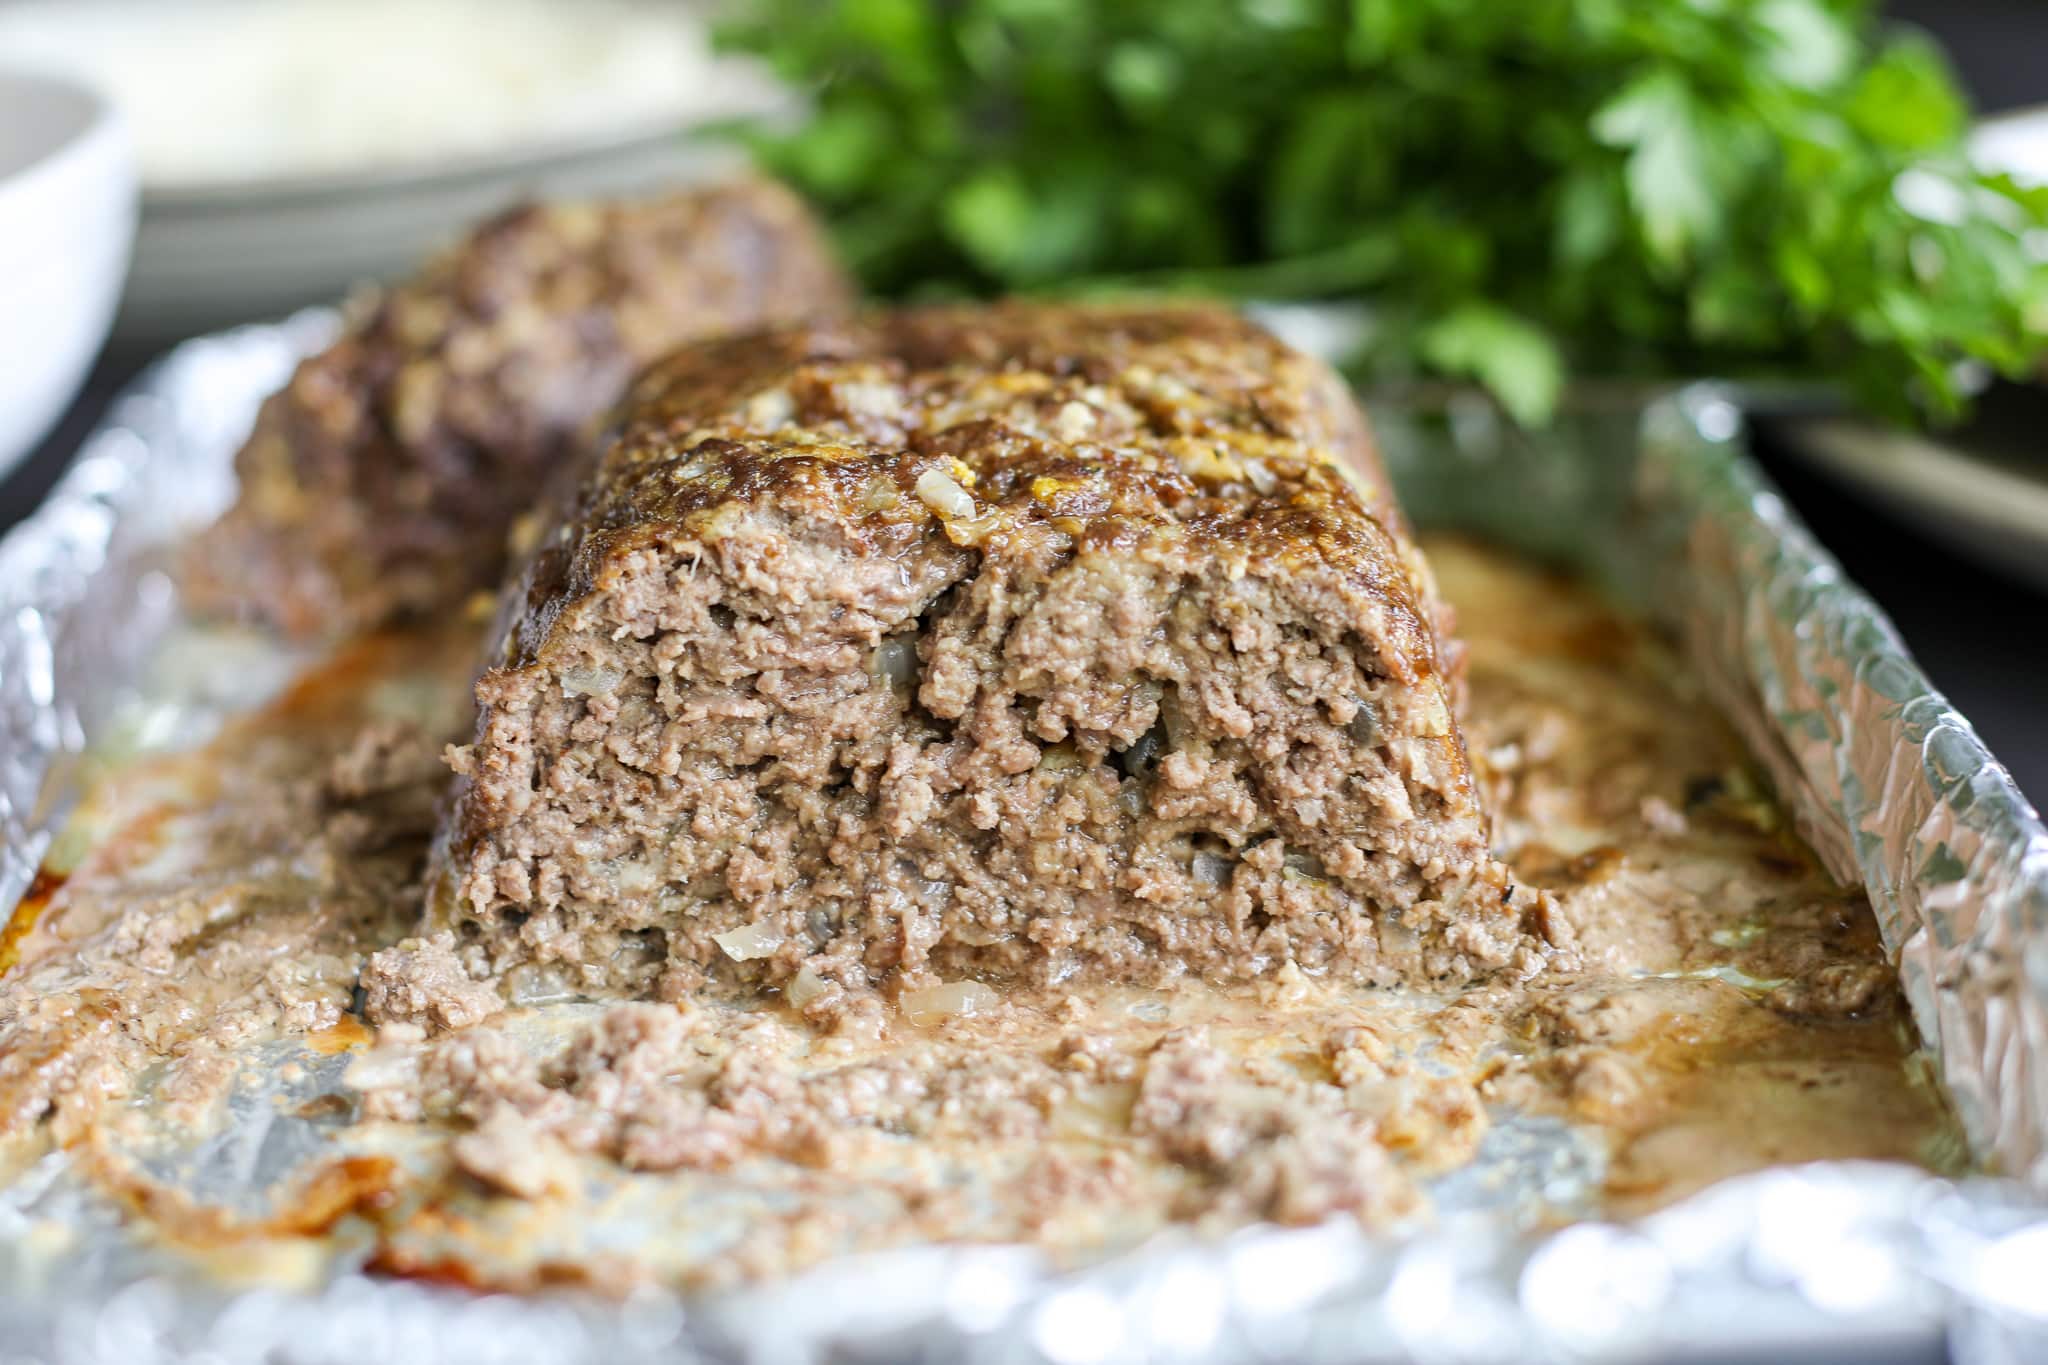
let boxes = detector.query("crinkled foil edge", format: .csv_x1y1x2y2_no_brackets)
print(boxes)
1644,392,2048,1194
1,321,2046,1364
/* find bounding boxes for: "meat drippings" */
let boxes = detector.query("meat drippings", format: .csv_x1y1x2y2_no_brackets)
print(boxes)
0,536,1959,1291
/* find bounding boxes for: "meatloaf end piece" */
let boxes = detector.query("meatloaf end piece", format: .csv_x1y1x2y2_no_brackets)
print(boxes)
186,178,854,635
429,302,1562,1002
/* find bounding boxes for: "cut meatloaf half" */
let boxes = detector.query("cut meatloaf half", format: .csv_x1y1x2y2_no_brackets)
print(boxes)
430,302,1565,1004
187,177,853,636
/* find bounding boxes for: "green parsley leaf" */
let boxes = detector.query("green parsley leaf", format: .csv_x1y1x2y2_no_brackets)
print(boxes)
718,0,2048,425
1418,305,1567,428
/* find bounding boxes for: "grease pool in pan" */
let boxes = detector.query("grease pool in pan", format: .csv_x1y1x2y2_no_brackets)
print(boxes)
0,537,1958,1294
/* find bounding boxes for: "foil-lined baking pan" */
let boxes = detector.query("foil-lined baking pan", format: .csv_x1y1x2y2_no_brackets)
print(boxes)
2,315,2046,1364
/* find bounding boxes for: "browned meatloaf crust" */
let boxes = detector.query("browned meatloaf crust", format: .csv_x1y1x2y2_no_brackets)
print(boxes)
429,302,1565,1005
186,178,853,636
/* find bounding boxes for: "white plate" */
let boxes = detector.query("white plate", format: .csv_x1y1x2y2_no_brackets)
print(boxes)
119,126,749,344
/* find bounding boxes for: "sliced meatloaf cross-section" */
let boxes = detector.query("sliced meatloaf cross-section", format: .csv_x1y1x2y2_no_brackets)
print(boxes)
429,302,1565,1005
188,178,853,636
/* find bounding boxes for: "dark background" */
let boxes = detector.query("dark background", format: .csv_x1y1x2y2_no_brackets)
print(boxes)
2,0,2043,809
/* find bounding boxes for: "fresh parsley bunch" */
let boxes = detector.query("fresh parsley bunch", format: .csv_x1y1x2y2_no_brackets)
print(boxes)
718,0,2048,424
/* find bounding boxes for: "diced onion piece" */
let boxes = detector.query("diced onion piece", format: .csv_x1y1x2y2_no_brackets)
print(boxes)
606,858,660,895
901,979,998,1026
559,664,623,697
1347,696,1381,746
1053,400,1096,441
714,920,784,962
915,468,977,519
1037,743,1081,771
504,961,579,1006
341,1048,419,1091
1125,997,1170,1023
1173,441,1241,483
870,635,918,685
1191,851,1232,886
1282,850,1327,885
1050,1080,1137,1138
742,387,795,429
838,380,902,418
786,965,830,1009
1114,722,1164,779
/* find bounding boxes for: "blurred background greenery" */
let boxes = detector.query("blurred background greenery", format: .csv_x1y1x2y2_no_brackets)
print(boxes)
719,0,2048,425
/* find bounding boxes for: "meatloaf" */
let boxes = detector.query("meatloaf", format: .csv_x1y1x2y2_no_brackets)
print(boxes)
187,178,853,635
428,302,1564,1004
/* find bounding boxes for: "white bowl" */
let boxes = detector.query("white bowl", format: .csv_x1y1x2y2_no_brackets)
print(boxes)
0,68,136,478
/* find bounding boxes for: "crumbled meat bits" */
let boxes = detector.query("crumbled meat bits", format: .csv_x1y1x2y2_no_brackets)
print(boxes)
428,302,1566,1004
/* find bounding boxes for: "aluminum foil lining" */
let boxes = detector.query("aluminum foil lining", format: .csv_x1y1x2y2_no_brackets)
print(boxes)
2,316,2046,1364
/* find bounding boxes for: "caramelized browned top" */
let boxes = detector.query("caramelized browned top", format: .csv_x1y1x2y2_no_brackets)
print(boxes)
516,302,1438,674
